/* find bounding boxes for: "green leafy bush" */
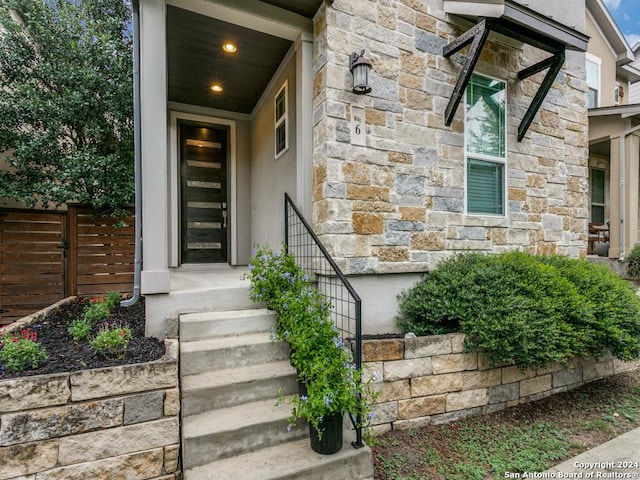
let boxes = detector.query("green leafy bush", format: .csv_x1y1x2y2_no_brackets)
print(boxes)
90,324,131,359
396,253,489,336
82,297,111,324
104,291,122,310
68,319,92,342
0,328,48,373
396,252,640,370
626,244,640,279
539,255,640,361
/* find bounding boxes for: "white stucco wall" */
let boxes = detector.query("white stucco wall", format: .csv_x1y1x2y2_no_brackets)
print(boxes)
349,273,424,335
251,50,298,250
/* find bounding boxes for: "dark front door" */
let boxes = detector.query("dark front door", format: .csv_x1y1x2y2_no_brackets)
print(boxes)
180,124,228,263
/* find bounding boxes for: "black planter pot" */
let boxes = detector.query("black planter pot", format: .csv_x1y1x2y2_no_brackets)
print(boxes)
309,412,343,455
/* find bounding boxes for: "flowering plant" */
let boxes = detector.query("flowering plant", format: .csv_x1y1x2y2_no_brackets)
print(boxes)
246,245,378,439
285,317,378,438
242,243,308,309
0,327,48,373
70,292,122,341
82,296,112,323
89,323,132,359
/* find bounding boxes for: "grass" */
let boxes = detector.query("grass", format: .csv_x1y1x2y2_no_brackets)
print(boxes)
372,369,640,480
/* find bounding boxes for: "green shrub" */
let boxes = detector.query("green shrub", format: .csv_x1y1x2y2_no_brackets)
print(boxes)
626,244,640,279
90,324,131,359
82,298,111,324
539,255,640,361
0,328,48,373
104,291,122,310
68,319,93,341
396,253,489,336
396,252,640,370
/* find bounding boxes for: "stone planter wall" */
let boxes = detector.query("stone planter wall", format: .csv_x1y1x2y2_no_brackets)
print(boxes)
364,334,640,433
0,339,180,480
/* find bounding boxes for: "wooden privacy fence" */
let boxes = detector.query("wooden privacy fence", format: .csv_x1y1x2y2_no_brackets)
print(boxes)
0,205,135,325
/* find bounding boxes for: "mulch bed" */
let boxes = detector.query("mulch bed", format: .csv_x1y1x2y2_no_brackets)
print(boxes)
0,297,165,380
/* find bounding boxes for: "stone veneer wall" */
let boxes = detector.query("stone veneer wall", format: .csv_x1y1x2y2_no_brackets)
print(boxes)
363,334,640,432
312,0,589,275
0,340,180,480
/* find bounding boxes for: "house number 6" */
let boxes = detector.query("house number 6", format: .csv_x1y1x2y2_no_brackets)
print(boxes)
351,105,366,146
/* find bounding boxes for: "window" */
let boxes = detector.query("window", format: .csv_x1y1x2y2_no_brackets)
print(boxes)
465,74,506,215
586,55,600,108
614,82,621,105
275,81,288,158
590,168,605,224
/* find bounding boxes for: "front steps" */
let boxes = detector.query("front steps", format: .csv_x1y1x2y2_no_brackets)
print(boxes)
179,300,373,480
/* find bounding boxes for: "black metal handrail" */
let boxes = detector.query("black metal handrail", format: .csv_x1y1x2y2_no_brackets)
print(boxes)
284,193,364,448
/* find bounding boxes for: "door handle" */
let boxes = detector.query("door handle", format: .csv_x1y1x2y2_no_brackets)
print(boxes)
222,210,227,228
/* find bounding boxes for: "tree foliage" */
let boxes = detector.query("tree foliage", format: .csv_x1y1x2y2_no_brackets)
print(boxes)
0,0,134,213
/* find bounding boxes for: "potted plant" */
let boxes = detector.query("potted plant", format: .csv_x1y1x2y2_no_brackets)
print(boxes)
245,245,378,454
286,316,373,454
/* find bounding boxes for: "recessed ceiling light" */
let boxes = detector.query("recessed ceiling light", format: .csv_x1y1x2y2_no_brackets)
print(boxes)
210,84,223,93
222,42,237,53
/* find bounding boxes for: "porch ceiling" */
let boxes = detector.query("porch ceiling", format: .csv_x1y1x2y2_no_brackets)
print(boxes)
167,5,299,114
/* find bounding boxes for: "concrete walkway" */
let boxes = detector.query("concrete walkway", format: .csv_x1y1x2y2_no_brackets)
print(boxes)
544,427,640,477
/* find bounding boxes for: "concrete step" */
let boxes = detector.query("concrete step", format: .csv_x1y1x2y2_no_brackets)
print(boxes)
180,308,276,341
184,437,374,480
182,396,307,469
180,332,290,376
146,284,259,330
181,360,298,416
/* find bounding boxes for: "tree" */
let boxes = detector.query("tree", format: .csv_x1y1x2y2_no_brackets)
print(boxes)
0,0,134,214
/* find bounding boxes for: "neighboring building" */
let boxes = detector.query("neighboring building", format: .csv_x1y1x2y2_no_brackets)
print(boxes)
585,0,640,259
629,41,640,104
137,0,592,337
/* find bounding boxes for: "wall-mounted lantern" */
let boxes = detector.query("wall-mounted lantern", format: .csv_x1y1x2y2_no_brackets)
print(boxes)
349,50,372,94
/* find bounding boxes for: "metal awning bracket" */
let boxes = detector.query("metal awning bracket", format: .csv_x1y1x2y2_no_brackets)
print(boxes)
442,17,567,141
442,18,490,127
516,50,565,141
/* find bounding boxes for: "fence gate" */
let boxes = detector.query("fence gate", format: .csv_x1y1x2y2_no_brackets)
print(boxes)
0,209,67,325
0,206,135,326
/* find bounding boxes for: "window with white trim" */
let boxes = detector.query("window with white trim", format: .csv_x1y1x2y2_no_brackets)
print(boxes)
275,81,288,158
465,74,506,216
586,54,600,108
614,82,621,105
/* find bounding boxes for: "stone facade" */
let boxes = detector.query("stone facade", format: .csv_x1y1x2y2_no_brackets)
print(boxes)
0,340,180,480
312,0,589,275
364,334,640,432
